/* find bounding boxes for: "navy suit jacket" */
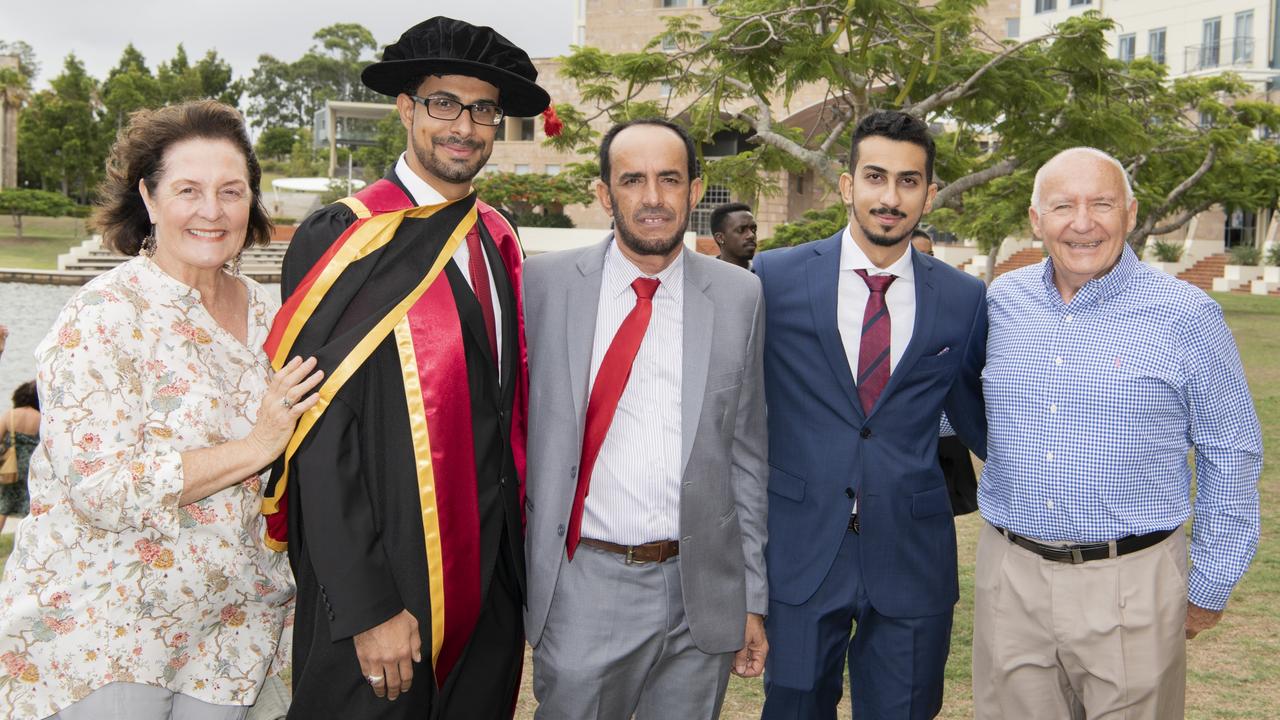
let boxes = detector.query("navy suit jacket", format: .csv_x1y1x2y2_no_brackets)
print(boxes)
756,231,987,618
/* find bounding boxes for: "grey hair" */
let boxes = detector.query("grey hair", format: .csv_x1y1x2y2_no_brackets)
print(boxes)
1030,147,1135,209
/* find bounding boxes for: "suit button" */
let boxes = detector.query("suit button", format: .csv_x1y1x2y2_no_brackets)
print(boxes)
845,488,854,499
860,428,871,439
557,524,566,536
499,476,507,486
328,612,336,621
569,465,577,479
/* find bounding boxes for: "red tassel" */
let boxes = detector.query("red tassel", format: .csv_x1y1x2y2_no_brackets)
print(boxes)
542,105,563,138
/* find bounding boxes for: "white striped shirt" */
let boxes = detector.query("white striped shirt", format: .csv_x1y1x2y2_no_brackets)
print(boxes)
581,241,685,545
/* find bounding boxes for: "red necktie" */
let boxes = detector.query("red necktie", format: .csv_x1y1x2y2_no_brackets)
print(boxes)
465,225,498,367
855,269,896,414
566,277,661,560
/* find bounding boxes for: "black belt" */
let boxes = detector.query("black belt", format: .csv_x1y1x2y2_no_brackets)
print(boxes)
994,523,1175,564
847,514,859,534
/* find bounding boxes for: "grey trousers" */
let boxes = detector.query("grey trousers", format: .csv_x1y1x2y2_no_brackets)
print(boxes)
532,543,734,720
47,682,249,720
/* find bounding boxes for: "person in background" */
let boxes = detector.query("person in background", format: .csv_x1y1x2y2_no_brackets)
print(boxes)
0,380,39,534
710,202,758,269
0,100,322,720
910,229,979,516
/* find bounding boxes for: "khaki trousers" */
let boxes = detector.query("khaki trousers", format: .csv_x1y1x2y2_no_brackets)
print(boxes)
973,523,1187,720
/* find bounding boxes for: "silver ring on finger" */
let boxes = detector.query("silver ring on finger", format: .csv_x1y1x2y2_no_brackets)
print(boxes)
280,397,294,409
366,674,384,685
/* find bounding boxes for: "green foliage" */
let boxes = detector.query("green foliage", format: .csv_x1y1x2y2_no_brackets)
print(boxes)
285,128,326,178
17,55,102,202
762,203,846,250
473,171,595,217
549,1,1280,261
354,112,406,182
0,188,77,237
256,126,301,160
1148,239,1184,263
1229,244,1262,266
1267,243,1280,267
245,23,381,129
515,211,575,228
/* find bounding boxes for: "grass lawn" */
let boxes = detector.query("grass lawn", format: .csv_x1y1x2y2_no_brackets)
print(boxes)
1,294,1276,718
0,216,91,269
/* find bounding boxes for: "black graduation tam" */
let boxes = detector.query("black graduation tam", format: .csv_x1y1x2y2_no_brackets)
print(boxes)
362,16,551,117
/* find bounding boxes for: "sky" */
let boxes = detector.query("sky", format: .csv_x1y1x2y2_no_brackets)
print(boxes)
2,0,576,89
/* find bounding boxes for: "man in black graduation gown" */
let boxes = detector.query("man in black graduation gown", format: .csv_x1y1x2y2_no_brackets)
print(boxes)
262,17,549,719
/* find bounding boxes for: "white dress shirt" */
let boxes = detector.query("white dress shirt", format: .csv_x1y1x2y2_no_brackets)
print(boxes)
581,241,685,545
836,226,917,379
395,154,504,365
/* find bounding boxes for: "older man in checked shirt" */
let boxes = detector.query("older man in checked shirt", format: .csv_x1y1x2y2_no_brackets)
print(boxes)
973,147,1262,720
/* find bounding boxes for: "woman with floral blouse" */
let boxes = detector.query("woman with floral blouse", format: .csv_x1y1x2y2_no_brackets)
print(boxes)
0,101,323,720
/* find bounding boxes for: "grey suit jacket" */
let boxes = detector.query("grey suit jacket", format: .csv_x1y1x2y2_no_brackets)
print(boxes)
522,236,768,654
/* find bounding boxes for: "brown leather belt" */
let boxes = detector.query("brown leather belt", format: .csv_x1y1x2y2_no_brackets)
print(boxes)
580,538,680,564
993,523,1175,565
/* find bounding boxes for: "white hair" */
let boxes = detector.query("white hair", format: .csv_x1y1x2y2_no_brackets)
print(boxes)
1030,146,1135,209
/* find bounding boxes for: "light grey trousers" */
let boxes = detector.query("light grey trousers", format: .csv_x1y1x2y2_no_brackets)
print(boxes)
46,682,250,720
532,543,734,720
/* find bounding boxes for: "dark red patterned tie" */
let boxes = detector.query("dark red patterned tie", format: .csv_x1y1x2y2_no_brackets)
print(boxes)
465,225,498,368
855,269,896,414
566,277,661,560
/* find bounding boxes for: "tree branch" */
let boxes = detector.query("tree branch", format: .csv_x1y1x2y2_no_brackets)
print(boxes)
725,77,842,188
933,158,1020,208
905,34,1051,117
1140,198,1216,239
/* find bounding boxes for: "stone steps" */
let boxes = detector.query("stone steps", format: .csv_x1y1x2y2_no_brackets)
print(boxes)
1175,254,1228,291
993,247,1046,277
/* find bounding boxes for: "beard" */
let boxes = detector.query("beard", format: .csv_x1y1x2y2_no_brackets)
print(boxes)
852,205,917,247
411,132,490,186
610,192,688,257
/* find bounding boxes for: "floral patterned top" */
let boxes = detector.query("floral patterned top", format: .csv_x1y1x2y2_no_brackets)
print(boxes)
0,257,294,719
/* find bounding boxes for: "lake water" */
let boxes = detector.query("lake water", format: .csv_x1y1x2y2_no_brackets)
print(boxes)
0,281,281,408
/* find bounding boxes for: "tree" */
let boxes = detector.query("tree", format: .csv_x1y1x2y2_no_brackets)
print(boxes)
17,55,103,201
0,188,77,237
256,126,300,160
550,1,1280,276
353,111,404,181
101,44,160,136
245,23,381,129
472,171,595,226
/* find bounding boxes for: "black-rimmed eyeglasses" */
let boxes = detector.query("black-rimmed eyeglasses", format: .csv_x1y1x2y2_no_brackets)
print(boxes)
409,95,505,127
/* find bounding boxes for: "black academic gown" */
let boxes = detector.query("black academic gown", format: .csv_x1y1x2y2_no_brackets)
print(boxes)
282,173,525,720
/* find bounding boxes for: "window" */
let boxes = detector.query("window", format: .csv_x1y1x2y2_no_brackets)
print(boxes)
519,118,535,141
1148,28,1166,65
1117,34,1135,62
1234,11,1254,63
514,164,531,175
1034,0,1056,13
1068,0,1090,5
661,0,687,6
545,164,561,176
1201,17,1221,68
1006,18,1020,39
659,81,673,97
493,119,506,142
662,36,677,52
691,185,731,235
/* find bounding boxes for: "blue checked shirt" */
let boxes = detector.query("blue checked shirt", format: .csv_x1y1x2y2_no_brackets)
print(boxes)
980,245,1262,611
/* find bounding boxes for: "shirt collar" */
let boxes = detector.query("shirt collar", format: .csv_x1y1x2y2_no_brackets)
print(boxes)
838,225,916,282
603,237,685,303
394,153,449,207
1041,242,1138,307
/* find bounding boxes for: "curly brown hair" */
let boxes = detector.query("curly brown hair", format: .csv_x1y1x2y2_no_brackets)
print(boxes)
92,100,272,256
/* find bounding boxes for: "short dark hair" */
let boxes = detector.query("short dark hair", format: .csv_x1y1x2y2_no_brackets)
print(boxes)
849,111,936,183
709,202,752,235
93,100,272,256
599,118,700,186
12,380,37,411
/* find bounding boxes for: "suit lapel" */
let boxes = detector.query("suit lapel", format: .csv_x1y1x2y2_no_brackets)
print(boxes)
873,249,938,416
568,238,608,425
681,252,713,475
807,233,862,421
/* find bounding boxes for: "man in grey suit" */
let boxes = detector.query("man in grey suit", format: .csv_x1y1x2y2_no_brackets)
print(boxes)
523,118,769,719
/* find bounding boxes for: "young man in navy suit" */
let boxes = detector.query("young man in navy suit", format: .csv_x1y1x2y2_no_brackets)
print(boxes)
755,111,987,719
